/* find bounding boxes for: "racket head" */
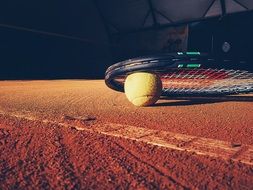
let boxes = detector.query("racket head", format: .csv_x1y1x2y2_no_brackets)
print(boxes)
105,52,253,96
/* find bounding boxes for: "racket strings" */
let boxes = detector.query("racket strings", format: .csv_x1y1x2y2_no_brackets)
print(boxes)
160,69,253,94
206,71,253,93
113,69,253,95
162,69,216,93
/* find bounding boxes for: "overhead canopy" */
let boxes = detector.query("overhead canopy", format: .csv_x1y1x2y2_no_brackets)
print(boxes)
95,0,253,34
0,0,253,40
0,0,253,79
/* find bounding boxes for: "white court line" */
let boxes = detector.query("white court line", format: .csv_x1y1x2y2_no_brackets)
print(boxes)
0,112,252,166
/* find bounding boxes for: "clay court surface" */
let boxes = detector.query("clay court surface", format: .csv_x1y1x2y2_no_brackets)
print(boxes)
0,80,253,189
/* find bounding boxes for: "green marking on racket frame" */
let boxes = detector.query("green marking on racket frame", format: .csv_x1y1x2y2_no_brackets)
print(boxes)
187,64,201,68
177,64,201,68
186,52,201,55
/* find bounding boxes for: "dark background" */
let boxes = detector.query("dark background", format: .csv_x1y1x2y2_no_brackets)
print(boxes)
0,0,111,79
0,1,253,79
188,11,253,71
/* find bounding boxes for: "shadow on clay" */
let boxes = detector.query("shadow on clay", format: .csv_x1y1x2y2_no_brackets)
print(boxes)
154,95,253,107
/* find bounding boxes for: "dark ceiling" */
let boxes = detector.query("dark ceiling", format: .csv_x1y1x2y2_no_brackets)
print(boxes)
0,0,252,79
95,0,253,34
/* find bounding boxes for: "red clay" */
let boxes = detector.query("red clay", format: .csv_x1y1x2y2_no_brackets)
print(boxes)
0,80,252,189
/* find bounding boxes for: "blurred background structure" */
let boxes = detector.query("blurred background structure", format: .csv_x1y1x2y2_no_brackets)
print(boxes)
0,0,253,79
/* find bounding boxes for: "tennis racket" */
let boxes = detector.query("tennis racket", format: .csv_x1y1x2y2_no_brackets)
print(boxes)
105,52,253,96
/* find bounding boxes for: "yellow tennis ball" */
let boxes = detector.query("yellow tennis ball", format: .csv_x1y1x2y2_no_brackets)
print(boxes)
124,72,162,106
